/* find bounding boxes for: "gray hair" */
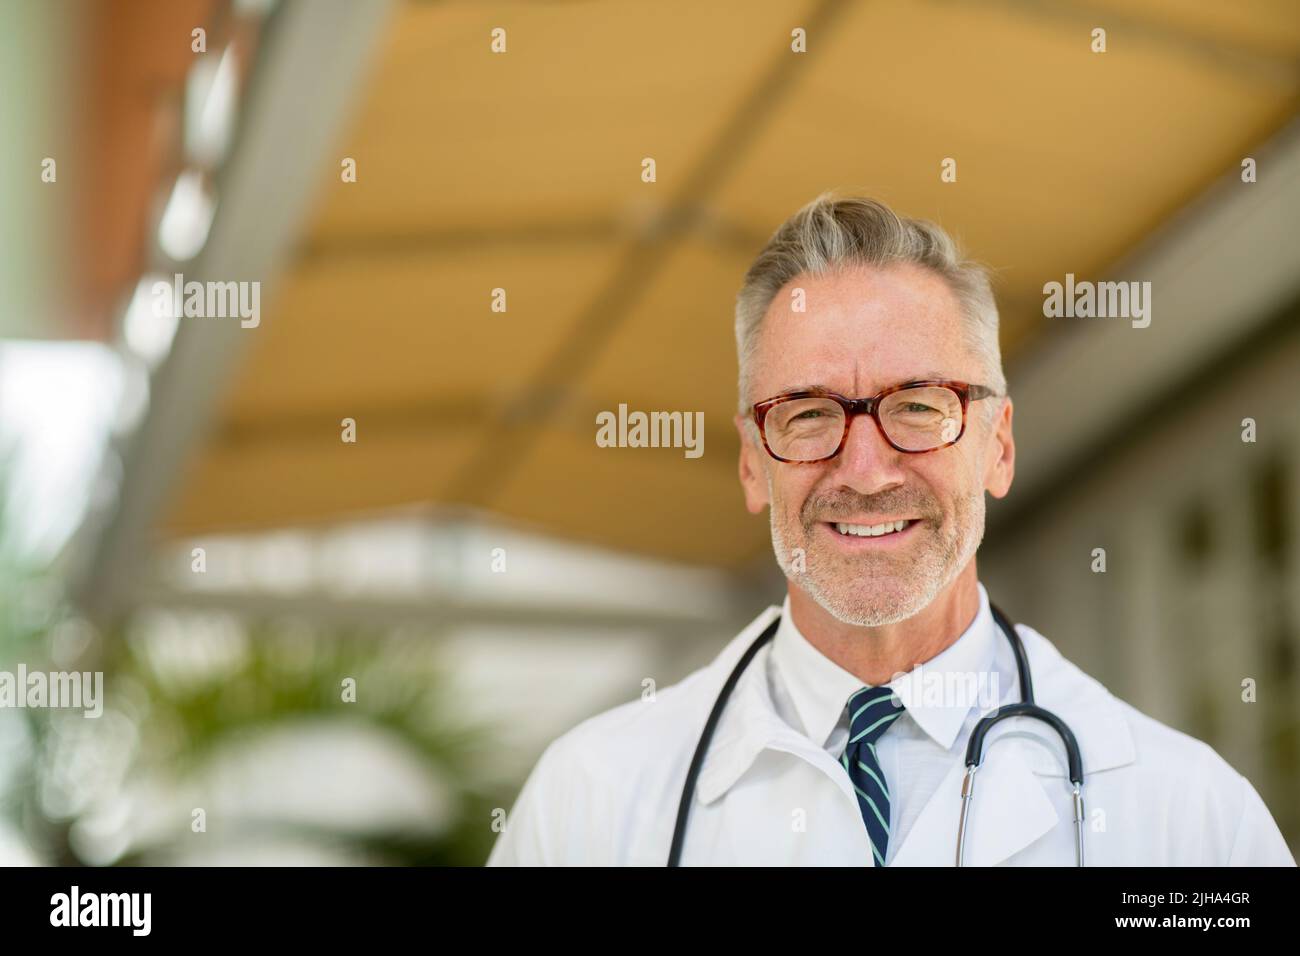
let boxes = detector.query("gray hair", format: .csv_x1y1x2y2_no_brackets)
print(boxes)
734,192,1006,417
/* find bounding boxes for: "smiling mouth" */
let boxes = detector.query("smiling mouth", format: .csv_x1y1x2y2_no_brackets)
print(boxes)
830,519,919,539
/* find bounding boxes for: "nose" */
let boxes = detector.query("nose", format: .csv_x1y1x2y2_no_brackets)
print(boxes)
829,411,909,494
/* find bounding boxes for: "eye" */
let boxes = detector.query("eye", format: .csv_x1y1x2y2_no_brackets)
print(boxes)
791,408,827,421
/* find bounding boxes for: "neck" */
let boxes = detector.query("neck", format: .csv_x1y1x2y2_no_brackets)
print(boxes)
787,563,981,686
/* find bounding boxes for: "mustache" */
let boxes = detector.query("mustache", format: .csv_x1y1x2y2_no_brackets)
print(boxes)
801,489,937,529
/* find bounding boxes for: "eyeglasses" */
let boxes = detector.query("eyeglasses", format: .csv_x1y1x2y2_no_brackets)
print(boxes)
751,380,999,463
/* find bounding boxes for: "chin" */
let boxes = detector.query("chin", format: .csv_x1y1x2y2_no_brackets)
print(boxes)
804,574,931,627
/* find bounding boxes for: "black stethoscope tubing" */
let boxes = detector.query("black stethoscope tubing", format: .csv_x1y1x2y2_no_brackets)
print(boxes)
668,601,1086,866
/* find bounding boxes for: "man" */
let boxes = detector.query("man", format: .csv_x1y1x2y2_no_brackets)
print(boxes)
487,194,1295,866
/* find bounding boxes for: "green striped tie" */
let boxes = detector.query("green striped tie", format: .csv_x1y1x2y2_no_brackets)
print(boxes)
840,685,904,866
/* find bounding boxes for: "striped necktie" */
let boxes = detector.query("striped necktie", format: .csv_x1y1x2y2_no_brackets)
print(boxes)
841,685,905,866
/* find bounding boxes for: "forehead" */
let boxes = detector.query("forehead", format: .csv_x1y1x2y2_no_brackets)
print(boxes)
752,262,972,395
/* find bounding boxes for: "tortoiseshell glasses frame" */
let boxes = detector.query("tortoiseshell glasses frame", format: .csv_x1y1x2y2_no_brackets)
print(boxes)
751,380,1000,463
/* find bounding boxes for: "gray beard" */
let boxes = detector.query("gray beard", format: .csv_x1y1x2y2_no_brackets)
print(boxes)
769,483,986,626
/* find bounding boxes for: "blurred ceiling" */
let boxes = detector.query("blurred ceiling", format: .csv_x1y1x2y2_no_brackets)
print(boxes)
73,0,225,341
161,0,1300,569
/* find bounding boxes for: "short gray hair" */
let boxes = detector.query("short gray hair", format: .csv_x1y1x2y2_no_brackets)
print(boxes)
734,192,1006,416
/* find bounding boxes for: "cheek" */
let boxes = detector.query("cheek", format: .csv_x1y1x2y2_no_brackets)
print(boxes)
774,469,821,511
921,454,978,500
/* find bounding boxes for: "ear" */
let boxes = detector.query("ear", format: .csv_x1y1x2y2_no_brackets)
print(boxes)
735,413,771,514
983,396,1015,499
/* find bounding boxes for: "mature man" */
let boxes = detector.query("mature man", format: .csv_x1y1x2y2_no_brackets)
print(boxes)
487,194,1295,866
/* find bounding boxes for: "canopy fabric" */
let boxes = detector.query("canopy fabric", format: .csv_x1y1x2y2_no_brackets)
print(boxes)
164,0,1300,568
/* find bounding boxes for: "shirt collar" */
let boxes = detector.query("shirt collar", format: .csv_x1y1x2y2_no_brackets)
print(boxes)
769,581,998,752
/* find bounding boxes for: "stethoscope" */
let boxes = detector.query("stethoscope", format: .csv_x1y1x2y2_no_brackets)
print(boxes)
668,601,1086,866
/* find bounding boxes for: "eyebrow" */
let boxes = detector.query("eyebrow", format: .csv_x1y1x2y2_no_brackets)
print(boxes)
771,373,955,395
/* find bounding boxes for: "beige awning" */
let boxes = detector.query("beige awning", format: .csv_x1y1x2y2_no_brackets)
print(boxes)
162,0,1300,568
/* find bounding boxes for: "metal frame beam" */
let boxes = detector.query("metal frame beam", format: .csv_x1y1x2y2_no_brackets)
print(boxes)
68,0,397,625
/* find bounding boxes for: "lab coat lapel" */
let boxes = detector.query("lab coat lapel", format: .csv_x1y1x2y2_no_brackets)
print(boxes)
1008,626,1137,779
695,607,858,808
892,621,1137,866
889,736,1060,866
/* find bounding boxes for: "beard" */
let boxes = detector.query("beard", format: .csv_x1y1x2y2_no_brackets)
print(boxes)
770,478,985,626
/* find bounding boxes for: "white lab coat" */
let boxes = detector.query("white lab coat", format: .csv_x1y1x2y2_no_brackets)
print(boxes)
487,605,1296,866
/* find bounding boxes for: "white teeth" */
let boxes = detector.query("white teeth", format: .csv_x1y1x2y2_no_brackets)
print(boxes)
835,520,910,537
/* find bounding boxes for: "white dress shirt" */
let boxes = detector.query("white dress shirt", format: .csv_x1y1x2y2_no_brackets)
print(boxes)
766,581,1003,864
